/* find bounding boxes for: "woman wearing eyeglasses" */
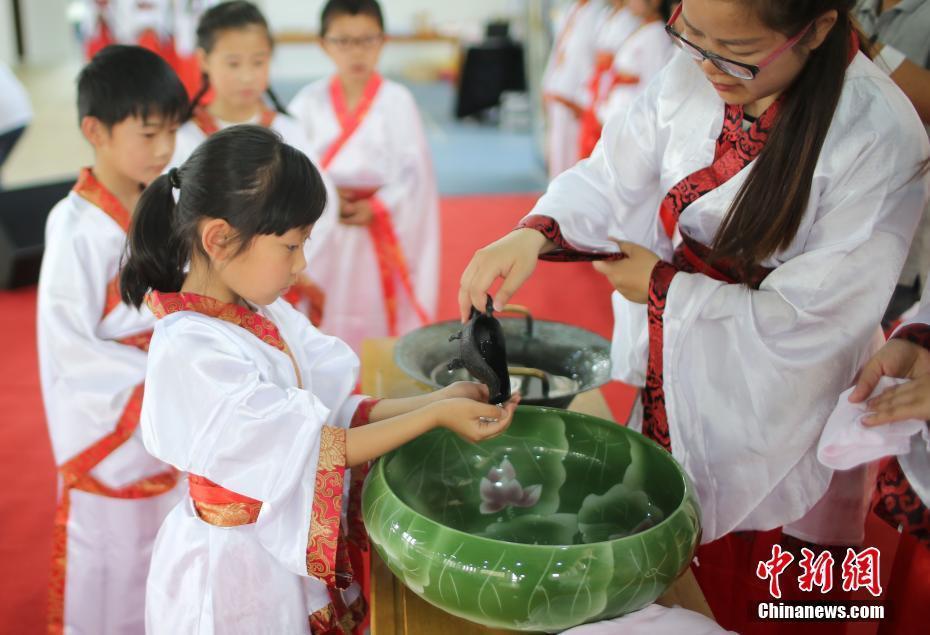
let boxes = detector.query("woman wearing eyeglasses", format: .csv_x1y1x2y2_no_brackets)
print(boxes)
460,0,929,630
289,0,439,354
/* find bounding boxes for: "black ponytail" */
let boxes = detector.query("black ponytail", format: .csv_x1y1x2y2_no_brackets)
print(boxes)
120,125,328,308
189,1,288,118
120,173,185,307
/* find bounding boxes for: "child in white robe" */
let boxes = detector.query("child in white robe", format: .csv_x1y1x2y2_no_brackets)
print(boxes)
577,0,641,159
171,0,335,325
459,1,930,632
36,45,188,635
120,125,520,634
289,0,440,354
542,0,603,178
596,0,675,132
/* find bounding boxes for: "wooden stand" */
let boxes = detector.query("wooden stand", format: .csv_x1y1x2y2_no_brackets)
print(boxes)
360,338,714,634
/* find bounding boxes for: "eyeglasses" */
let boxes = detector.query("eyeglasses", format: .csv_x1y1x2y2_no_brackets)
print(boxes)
322,34,385,51
664,3,813,80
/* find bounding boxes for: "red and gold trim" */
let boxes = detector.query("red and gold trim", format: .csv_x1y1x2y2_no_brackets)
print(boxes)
190,105,277,137
188,475,262,527
350,398,381,429
309,593,368,635
147,291,289,353
307,427,349,588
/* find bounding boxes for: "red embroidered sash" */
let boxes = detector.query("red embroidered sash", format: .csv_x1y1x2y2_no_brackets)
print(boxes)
49,169,177,634
321,74,429,335
190,105,277,136
642,101,782,452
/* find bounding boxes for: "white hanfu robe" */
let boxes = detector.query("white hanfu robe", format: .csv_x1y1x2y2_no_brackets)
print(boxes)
542,0,603,178
37,168,182,634
288,74,440,353
141,291,371,634
597,21,674,126
525,50,930,544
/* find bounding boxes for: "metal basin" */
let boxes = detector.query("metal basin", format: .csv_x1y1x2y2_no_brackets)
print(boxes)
394,309,612,408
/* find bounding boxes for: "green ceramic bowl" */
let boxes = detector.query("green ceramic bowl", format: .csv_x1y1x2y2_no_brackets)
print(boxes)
362,406,702,633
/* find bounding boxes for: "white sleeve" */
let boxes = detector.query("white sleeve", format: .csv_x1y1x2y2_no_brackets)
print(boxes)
527,69,670,257
37,208,149,464
142,320,347,580
661,104,930,540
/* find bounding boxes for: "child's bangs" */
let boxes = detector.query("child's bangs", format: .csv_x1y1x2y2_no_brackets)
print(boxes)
255,144,327,235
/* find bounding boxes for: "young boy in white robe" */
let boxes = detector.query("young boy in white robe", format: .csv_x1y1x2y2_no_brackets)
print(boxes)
459,1,930,632
118,125,519,634
288,0,440,354
171,0,333,325
36,45,188,635
542,0,603,178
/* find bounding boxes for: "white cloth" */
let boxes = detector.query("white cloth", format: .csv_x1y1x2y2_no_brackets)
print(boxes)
543,0,603,178
288,77,440,353
561,603,734,634
598,21,674,125
37,190,182,634
526,50,930,543
142,298,366,634
0,62,32,134
818,378,930,470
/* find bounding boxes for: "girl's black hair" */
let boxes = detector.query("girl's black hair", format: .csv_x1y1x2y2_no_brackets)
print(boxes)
120,125,327,307
188,1,289,117
78,45,188,127
320,0,385,37
711,0,867,281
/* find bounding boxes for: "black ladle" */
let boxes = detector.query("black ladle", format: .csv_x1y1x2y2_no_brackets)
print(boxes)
448,296,511,404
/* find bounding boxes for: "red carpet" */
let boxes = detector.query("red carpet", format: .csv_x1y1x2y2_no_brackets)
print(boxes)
0,193,899,634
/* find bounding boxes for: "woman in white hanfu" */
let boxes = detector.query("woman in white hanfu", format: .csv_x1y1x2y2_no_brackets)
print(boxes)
122,126,519,634
289,0,439,354
459,1,930,632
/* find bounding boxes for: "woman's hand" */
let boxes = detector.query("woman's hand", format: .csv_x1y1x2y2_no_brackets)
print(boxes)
429,394,521,443
458,229,550,321
863,375,930,426
592,241,661,304
849,339,930,403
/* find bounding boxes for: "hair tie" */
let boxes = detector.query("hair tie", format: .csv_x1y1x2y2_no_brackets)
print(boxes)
168,168,181,189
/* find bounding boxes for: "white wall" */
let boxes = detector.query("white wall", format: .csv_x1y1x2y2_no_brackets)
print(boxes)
20,0,76,65
0,0,17,65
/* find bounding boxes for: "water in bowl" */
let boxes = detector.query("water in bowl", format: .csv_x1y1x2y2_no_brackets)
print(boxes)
385,411,669,547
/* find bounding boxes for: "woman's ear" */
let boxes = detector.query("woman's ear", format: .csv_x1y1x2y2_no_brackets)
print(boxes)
807,9,839,52
200,218,236,263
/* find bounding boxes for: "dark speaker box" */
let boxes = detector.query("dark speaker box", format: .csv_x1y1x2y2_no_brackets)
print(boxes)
0,179,75,289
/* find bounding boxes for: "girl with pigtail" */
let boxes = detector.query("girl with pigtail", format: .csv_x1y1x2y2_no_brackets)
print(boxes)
125,125,520,634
